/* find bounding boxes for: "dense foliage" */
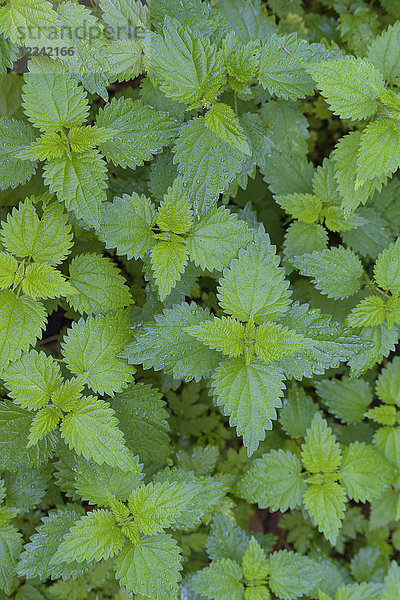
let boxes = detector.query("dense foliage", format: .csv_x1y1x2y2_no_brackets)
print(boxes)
0,0,400,598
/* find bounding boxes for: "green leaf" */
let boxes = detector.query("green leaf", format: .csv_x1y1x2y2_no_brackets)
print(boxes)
283,221,328,260
122,302,221,381
0,252,17,289
216,0,276,43
74,456,143,507
0,399,55,470
212,357,285,455
60,395,136,471
1,198,73,265
190,558,244,600
0,0,59,43
356,119,400,183
376,356,400,405
150,240,189,301
174,116,246,213
99,192,156,260
374,238,400,293
128,481,196,535
306,57,383,120
111,383,170,466
242,537,269,581
347,296,386,328
279,303,367,379
217,238,291,323
52,509,124,564
67,253,132,315
17,506,90,580
383,562,400,600
255,321,313,363
61,309,134,395
301,414,342,473
3,350,62,410
96,97,179,169
259,35,315,100
303,482,346,545
367,22,400,85
187,206,252,271
143,19,226,104
279,384,320,438
315,377,372,425
339,442,387,502
0,290,46,371
205,103,250,155
3,465,51,512
238,449,305,512
348,323,399,378
114,534,183,600
22,57,89,132
0,116,36,190
292,247,363,299
43,150,107,228
0,524,22,595
332,131,386,212
267,550,317,600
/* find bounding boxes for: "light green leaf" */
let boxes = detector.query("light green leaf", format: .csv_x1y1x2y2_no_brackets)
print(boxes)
43,150,107,228
367,22,400,85
122,302,221,382
52,509,124,564
190,558,244,600
347,296,386,328
292,247,363,299
186,317,246,358
99,192,156,260
0,116,36,190
283,221,328,260
303,482,346,545
255,321,313,363
96,97,179,169
307,57,383,120
60,395,137,472
0,252,17,288
212,357,285,455
128,481,196,535
356,118,400,182
205,103,250,155
0,0,59,43
267,550,317,600
28,404,61,447
156,178,194,235
339,442,388,502
3,350,62,410
22,57,89,132
275,193,322,223
143,19,226,104
242,537,269,581
174,116,246,213
74,456,143,507
382,561,400,600
61,309,134,395
67,253,132,315
114,534,183,600
0,289,46,371
150,240,188,301
21,262,76,300
217,238,291,323
187,206,252,271
1,198,73,265
301,413,342,473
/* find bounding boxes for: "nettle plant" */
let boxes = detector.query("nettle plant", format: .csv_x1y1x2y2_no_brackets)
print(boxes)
0,0,400,599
